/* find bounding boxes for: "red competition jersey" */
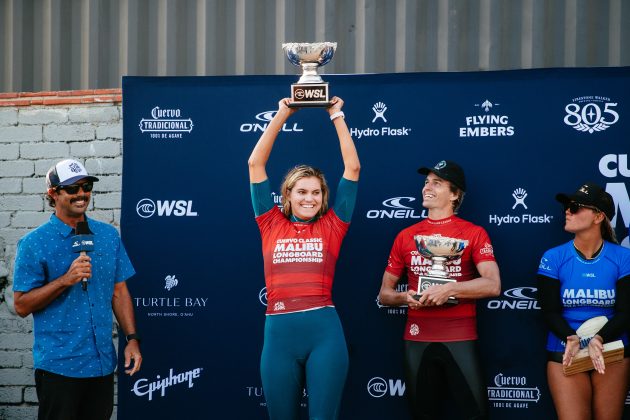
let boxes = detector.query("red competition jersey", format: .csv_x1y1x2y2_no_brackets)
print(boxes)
386,215,496,341
256,206,349,314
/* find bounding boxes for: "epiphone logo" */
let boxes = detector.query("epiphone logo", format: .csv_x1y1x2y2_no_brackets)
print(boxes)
132,368,203,401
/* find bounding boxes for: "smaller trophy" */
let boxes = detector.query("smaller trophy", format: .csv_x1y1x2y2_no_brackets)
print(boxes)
413,235,469,305
563,316,624,375
282,42,337,107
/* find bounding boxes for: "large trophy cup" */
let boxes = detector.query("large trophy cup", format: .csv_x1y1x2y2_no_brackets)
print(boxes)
282,42,337,107
413,235,468,305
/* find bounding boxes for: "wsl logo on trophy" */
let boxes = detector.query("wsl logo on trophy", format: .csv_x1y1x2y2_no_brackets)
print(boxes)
413,235,468,305
282,42,337,107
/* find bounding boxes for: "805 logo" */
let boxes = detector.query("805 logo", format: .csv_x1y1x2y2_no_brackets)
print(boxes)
564,96,619,134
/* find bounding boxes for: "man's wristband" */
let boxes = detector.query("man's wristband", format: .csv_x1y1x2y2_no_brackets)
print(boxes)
330,111,345,121
126,333,141,344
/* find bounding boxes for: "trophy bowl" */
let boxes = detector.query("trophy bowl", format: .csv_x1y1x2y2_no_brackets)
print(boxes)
282,42,337,84
415,235,467,258
412,235,469,304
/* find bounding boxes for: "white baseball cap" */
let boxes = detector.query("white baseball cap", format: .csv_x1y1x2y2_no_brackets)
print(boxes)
46,159,99,188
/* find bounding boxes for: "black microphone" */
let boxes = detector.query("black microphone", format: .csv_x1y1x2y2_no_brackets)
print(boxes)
72,221,94,291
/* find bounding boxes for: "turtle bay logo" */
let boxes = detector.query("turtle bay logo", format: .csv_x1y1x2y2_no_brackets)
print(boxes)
488,188,553,226
136,198,198,218
487,286,540,310
139,106,193,139
245,385,308,408
134,274,208,318
349,101,411,139
366,196,427,219
459,99,515,138
488,373,540,409
240,110,303,133
132,367,203,401
367,377,406,398
164,275,178,291
564,96,619,134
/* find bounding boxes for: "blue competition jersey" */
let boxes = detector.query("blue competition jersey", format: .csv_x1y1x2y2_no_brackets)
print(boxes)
538,240,630,352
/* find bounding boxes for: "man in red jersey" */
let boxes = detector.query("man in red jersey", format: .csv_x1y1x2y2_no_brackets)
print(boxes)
379,160,501,420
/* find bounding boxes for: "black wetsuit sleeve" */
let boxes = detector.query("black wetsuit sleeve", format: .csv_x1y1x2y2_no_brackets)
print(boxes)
597,275,630,342
537,274,575,339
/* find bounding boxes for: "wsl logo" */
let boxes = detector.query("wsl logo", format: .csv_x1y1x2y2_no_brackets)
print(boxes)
488,188,553,226
366,377,406,398
349,101,411,139
139,106,193,139
459,99,515,138
366,197,426,219
564,96,619,134
259,287,268,306
240,110,303,133
136,198,198,218
487,287,540,310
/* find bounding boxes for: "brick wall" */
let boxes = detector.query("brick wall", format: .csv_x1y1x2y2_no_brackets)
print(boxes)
0,90,123,419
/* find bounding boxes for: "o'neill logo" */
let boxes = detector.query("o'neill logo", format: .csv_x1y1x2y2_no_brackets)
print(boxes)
460,99,515,138
488,189,552,226
349,101,411,139
367,377,405,398
240,110,303,133
132,367,203,401
139,106,193,139
136,199,198,218
164,275,178,291
487,286,540,310
487,373,540,409
366,197,426,219
564,96,619,134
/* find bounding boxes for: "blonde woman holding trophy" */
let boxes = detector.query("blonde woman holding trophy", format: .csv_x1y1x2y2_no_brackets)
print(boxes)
248,96,359,419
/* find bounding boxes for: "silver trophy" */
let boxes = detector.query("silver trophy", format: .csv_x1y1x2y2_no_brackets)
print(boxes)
282,42,337,107
413,235,469,305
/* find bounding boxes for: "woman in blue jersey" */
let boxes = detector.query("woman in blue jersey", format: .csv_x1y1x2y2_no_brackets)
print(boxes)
537,182,630,419
248,97,360,419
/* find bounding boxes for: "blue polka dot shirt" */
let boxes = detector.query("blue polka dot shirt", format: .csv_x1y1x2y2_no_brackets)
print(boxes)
13,214,135,378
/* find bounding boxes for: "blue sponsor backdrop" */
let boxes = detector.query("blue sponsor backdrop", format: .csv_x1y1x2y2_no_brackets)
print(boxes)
118,67,630,419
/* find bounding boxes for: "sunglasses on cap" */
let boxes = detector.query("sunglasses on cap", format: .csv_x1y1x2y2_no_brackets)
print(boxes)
564,202,600,214
56,182,94,195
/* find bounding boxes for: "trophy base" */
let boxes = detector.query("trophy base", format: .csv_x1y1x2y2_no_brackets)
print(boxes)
289,83,331,108
413,275,459,305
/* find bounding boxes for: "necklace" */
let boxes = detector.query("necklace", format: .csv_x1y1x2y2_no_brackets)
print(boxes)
573,240,604,260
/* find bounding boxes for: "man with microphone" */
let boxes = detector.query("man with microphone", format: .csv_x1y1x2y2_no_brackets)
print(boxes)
13,158,141,420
